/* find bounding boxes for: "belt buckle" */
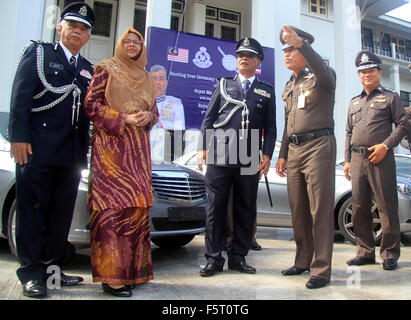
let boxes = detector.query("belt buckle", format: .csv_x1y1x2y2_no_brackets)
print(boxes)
290,134,299,145
359,147,367,155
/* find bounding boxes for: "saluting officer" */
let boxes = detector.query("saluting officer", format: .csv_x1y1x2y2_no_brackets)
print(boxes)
344,50,409,271
9,2,95,298
197,37,276,276
275,25,336,289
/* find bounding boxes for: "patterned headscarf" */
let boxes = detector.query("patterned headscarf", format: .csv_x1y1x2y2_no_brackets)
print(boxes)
96,27,158,113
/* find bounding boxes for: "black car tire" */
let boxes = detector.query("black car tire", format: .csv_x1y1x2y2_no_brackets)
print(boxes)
6,198,76,264
337,196,382,245
151,235,196,248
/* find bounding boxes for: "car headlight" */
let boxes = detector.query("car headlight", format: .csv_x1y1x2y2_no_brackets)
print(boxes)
397,182,411,196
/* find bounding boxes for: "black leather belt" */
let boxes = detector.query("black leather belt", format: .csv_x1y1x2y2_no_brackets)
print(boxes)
351,146,372,156
289,129,334,145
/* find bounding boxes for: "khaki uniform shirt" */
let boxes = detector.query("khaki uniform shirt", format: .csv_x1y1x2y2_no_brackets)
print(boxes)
279,41,336,160
344,86,408,163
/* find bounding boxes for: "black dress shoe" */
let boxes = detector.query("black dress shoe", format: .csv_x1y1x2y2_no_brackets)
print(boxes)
383,259,398,271
228,261,256,274
346,256,375,266
281,266,309,276
250,242,262,251
306,276,329,289
60,272,84,286
102,283,132,297
200,263,223,277
22,280,47,298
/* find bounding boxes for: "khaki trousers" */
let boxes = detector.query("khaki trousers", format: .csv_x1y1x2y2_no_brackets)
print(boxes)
350,150,400,261
287,135,336,281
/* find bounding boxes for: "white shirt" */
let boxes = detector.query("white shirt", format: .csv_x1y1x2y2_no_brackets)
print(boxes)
154,95,186,130
238,74,255,88
59,41,79,67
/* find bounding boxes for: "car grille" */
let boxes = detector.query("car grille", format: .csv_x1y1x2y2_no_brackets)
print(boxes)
152,172,207,202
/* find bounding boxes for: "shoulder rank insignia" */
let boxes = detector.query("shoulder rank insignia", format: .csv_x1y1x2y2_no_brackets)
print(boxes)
254,88,271,98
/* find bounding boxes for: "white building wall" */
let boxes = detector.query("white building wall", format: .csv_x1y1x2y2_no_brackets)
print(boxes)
333,0,363,159
0,0,45,112
116,0,135,43
272,0,301,144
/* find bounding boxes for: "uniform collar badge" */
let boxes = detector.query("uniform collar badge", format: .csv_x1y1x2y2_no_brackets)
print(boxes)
79,5,88,16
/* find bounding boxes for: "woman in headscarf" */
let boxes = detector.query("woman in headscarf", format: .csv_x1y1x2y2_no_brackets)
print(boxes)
84,28,158,297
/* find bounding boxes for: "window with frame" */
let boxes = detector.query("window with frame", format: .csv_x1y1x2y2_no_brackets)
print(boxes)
381,34,410,58
361,27,374,51
205,23,215,38
381,33,392,55
133,0,184,35
92,2,113,37
205,6,240,41
171,0,184,31
133,8,146,37
391,36,406,56
221,25,236,41
309,0,328,17
400,91,411,108
406,40,411,57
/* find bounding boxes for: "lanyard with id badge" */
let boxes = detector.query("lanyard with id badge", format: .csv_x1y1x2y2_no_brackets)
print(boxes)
298,84,311,109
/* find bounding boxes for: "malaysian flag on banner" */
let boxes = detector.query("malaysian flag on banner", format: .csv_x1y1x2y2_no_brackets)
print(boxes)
167,47,189,63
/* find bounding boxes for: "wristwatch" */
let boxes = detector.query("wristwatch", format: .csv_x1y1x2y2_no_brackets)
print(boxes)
383,143,389,151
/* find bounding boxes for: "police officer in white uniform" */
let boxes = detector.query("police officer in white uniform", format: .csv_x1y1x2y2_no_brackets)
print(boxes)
150,64,185,130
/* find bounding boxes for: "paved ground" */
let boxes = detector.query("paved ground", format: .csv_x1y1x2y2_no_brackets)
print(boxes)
1,227,411,301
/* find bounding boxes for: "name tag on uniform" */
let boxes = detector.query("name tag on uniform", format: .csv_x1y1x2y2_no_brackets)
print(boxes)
80,69,92,79
50,62,64,69
298,93,305,109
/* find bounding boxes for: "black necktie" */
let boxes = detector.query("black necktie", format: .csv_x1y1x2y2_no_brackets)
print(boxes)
243,79,250,93
69,56,76,73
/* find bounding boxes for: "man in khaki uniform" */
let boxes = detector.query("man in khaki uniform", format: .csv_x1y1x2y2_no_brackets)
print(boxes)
275,25,336,289
344,50,409,271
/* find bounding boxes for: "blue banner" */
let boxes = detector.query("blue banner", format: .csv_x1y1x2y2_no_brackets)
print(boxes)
146,26,275,130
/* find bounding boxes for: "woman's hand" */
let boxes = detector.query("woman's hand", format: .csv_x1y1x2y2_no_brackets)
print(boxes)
125,110,152,127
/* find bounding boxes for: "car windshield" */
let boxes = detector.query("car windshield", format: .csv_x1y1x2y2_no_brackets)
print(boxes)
395,156,411,177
